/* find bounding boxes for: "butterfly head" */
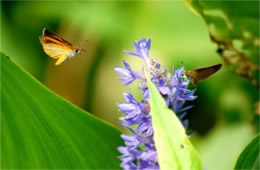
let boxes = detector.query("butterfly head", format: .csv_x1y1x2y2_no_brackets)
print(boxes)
74,40,88,54
66,47,81,58
74,47,81,54
184,71,192,79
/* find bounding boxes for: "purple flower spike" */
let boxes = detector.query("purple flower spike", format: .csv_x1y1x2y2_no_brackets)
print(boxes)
115,38,197,170
118,146,141,169
115,60,144,86
124,38,151,66
121,134,140,149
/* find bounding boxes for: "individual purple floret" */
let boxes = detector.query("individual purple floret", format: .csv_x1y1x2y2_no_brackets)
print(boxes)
115,60,144,86
115,38,197,170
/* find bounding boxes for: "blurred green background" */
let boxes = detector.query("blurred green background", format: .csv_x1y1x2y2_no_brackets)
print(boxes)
1,1,259,169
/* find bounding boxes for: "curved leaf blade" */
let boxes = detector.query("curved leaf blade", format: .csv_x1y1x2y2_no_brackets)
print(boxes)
234,134,260,169
146,73,202,170
1,52,122,169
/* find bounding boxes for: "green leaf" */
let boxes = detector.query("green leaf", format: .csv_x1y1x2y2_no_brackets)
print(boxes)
185,0,260,86
146,73,202,170
1,52,122,169
234,134,260,169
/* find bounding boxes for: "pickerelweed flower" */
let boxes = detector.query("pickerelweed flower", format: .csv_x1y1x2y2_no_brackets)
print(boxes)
115,38,197,170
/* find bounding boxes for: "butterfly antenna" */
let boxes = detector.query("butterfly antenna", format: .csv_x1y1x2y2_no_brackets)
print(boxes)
79,40,88,53
81,49,87,53
79,40,88,47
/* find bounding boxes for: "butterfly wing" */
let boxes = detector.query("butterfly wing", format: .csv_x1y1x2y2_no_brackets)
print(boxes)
54,54,68,65
39,29,75,65
185,64,222,86
42,28,73,47
191,64,222,81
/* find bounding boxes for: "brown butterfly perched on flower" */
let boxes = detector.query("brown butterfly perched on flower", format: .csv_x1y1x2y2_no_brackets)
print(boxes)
39,28,86,65
185,64,222,86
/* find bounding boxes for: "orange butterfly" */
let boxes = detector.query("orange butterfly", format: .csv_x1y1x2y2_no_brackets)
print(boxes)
39,28,86,65
185,64,222,86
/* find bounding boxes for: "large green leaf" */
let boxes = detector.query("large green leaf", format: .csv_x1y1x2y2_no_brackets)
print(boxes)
235,134,260,169
146,73,202,170
185,0,260,86
1,52,122,169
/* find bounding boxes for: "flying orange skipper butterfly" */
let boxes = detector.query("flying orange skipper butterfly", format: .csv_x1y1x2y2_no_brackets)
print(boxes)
39,28,86,65
185,64,222,86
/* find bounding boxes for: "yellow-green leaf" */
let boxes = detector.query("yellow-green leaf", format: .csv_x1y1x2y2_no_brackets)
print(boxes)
146,73,202,170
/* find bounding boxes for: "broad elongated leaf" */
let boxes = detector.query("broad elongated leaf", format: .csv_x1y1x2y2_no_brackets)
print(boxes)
1,52,122,169
235,134,260,169
185,0,260,86
146,74,202,170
